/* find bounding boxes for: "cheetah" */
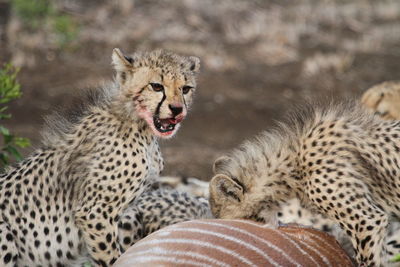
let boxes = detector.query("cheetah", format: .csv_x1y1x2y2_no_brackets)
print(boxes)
362,81,400,120
0,48,200,266
118,184,211,251
209,100,400,267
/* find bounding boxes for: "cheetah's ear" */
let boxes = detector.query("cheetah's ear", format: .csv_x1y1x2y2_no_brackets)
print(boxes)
213,156,231,174
112,48,134,84
112,48,134,72
187,56,200,73
210,174,244,203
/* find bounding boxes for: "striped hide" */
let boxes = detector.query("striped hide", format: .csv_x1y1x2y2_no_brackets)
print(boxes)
114,219,354,267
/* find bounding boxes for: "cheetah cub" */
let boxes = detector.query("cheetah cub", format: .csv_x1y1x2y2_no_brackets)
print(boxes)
0,49,200,267
210,101,400,267
362,81,400,120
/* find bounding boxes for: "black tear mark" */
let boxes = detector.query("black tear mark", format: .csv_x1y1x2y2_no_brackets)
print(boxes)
155,89,166,117
182,91,188,110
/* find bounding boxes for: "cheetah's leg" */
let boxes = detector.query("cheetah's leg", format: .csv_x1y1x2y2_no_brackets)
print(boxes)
345,199,388,267
118,206,144,252
75,203,122,267
308,175,388,267
0,221,18,266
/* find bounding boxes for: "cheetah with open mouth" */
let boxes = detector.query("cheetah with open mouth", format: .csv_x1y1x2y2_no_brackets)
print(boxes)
0,48,200,266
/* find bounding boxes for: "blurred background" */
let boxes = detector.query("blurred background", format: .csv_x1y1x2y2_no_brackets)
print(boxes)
0,0,399,180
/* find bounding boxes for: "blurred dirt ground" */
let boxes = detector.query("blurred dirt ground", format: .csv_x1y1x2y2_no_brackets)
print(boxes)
1,0,400,180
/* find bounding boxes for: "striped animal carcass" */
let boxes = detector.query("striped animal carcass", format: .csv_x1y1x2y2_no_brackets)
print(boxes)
114,219,354,267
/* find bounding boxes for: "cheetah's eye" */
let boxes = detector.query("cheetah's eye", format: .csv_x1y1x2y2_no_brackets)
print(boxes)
150,83,164,92
182,86,193,95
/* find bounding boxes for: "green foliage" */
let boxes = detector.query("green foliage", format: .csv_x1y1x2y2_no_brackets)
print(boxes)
391,254,400,262
52,14,79,48
11,0,51,29
11,0,79,49
0,64,21,106
0,63,30,168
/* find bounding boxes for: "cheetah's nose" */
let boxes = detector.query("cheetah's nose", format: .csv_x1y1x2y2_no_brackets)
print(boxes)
169,104,183,117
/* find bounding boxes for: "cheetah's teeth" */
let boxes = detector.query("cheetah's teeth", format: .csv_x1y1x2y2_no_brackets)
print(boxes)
153,116,177,133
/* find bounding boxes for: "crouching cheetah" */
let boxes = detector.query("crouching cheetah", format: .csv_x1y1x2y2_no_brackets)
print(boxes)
0,48,200,266
209,100,400,267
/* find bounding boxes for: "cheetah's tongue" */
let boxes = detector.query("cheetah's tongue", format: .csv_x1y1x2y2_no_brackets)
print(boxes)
170,116,184,124
167,118,180,124
161,118,182,127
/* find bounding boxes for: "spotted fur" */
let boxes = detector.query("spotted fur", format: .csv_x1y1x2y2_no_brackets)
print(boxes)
210,100,400,267
118,186,211,252
150,176,210,198
362,81,400,120
0,49,200,266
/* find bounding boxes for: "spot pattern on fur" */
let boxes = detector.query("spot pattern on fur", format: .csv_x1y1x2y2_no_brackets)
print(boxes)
118,187,211,251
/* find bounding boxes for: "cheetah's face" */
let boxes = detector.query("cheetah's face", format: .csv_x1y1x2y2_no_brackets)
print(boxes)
209,174,277,224
112,48,200,138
